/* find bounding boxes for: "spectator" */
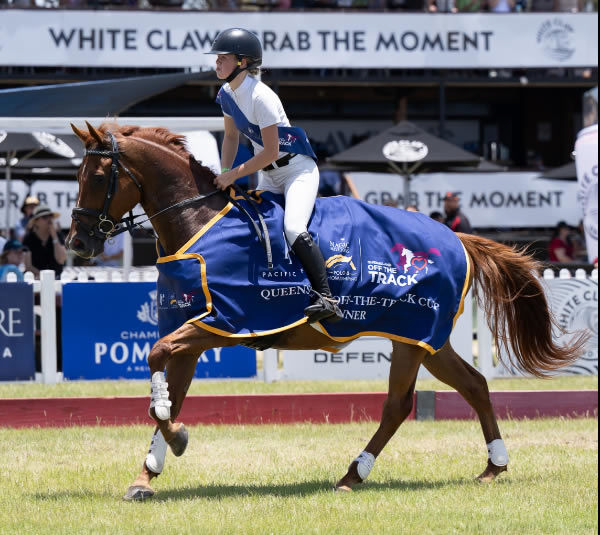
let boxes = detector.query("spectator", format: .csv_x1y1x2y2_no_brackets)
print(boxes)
570,221,588,262
488,0,514,11
443,192,473,233
22,204,67,278
0,240,34,281
14,196,40,242
428,0,457,10
454,0,483,11
406,204,419,212
429,210,445,223
0,232,6,253
93,232,125,267
548,221,575,262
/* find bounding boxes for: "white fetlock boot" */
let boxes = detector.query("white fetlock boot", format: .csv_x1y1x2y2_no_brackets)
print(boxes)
145,429,168,475
149,371,171,421
487,439,509,467
353,451,376,481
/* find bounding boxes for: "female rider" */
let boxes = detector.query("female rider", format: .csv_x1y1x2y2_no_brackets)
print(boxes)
207,28,343,324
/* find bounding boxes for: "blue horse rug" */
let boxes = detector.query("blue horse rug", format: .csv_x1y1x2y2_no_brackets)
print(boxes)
156,191,470,354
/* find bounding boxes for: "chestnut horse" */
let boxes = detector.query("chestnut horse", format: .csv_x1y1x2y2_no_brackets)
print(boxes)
67,122,584,501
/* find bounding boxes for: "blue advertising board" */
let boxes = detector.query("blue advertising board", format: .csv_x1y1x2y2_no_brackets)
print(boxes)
0,282,35,381
62,282,257,380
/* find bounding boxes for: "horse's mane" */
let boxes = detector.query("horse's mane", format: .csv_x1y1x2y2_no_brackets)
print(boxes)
97,122,215,176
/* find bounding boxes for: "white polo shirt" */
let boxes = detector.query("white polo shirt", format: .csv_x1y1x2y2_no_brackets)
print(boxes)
221,75,290,160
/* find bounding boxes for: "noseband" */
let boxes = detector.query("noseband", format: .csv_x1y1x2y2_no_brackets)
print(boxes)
72,131,221,241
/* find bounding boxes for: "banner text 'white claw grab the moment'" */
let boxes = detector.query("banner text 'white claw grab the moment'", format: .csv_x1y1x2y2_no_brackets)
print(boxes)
0,11,597,69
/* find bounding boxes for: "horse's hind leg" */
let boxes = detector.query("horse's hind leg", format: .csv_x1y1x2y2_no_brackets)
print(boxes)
422,340,508,482
336,341,426,491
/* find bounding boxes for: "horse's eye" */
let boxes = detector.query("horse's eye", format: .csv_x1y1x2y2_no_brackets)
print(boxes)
94,173,105,183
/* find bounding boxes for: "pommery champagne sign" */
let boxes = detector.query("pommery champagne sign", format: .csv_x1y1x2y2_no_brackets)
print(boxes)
0,11,596,69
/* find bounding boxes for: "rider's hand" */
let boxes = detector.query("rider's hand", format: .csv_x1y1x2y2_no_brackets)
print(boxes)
214,170,237,191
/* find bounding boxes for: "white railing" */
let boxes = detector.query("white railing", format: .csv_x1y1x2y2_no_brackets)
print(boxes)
3,267,598,384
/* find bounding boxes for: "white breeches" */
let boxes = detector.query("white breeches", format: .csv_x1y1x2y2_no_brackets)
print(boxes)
257,155,320,246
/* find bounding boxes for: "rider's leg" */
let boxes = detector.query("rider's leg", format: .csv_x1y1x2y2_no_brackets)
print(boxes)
283,160,343,323
422,340,508,481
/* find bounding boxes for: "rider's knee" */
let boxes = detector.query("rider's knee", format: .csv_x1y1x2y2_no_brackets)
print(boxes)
284,223,306,247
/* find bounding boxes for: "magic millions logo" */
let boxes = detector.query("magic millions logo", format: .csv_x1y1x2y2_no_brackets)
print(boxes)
137,290,158,326
550,279,598,375
537,19,575,62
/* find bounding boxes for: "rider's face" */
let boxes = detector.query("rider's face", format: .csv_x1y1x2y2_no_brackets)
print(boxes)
215,54,240,80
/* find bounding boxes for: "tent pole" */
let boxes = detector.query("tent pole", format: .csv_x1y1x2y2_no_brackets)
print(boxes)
4,150,16,238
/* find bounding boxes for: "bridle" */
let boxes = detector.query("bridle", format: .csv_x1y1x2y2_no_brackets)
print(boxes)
71,131,221,241
71,131,273,268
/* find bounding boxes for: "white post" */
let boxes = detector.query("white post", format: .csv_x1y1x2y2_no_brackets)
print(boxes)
263,349,278,384
123,231,133,280
476,301,495,378
450,287,474,366
40,269,58,384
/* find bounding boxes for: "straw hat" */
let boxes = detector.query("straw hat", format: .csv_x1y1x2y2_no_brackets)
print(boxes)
29,204,60,224
20,195,40,214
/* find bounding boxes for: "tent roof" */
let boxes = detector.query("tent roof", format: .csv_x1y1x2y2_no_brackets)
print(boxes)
0,72,213,117
328,120,484,173
539,161,577,180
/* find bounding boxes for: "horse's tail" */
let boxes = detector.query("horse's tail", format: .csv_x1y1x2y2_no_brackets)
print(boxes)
459,233,588,378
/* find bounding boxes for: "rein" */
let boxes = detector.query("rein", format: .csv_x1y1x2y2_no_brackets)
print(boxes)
73,131,273,268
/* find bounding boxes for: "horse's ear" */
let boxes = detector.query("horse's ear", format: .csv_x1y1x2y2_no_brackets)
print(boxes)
85,121,104,144
71,123,89,143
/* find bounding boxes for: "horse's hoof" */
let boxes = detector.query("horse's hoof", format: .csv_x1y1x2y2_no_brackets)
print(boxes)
334,485,353,492
123,485,155,501
477,462,507,483
167,423,188,457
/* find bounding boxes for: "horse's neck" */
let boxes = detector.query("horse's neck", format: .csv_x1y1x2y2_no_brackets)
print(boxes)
133,143,225,255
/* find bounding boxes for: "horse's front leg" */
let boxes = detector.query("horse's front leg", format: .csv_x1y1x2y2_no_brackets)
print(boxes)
422,340,508,482
124,324,224,501
336,342,426,491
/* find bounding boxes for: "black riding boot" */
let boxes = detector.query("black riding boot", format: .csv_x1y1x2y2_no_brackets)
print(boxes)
292,232,343,323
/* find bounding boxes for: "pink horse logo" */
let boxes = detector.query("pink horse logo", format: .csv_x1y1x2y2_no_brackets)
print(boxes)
391,243,442,274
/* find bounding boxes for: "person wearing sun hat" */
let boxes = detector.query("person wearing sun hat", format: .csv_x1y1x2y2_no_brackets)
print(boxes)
14,195,41,242
22,204,66,278
0,239,34,281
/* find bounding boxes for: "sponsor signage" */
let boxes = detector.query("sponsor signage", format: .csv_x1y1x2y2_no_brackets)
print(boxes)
348,172,580,228
547,278,598,376
0,12,596,69
62,282,256,379
0,283,35,381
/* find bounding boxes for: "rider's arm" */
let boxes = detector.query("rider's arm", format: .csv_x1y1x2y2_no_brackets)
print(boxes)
220,115,240,171
232,124,279,178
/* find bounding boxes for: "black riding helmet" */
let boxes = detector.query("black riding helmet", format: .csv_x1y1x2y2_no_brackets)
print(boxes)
206,28,262,82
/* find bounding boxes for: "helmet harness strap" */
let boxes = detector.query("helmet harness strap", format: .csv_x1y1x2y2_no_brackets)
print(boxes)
226,59,245,83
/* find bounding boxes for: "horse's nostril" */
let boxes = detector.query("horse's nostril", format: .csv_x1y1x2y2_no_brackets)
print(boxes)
72,238,84,250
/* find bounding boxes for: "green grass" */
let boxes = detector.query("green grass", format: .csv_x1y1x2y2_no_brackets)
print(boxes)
0,374,596,399
0,418,596,535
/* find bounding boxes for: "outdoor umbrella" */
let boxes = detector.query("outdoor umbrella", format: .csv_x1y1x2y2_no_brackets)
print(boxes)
0,131,76,235
539,161,577,181
327,121,484,208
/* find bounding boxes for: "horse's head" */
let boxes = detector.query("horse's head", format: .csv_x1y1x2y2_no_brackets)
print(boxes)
67,122,143,259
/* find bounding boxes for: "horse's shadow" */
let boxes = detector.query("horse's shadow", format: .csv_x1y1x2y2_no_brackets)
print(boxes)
152,477,474,502
30,476,499,502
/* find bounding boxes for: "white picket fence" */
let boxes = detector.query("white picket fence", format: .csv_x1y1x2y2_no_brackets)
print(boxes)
3,266,598,384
